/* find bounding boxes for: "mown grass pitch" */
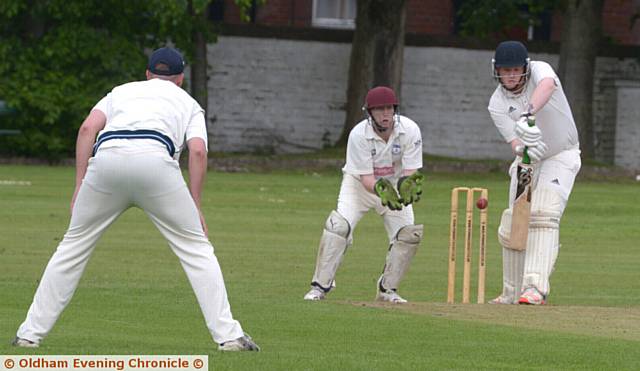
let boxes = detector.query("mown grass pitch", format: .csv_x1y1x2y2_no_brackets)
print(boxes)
1,165,639,370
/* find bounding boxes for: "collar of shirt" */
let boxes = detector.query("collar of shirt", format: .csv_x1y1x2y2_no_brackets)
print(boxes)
363,117,406,141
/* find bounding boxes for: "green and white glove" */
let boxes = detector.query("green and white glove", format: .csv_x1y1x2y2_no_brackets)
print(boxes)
374,178,403,211
397,172,424,206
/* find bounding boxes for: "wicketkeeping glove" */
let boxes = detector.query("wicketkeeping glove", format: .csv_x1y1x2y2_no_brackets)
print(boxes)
374,178,403,211
397,172,425,206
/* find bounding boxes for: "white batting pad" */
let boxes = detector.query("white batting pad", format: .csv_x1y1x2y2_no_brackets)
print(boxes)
522,187,563,295
381,224,423,291
496,208,524,302
498,208,513,249
311,210,351,291
501,247,525,302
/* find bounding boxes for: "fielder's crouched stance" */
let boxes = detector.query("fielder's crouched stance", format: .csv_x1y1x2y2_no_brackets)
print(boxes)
488,41,581,305
304,86,425,304
12,47,259,351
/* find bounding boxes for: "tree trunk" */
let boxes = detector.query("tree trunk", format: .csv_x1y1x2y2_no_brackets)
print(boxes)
191,29,208,114
188,0,209,114
337,0,407,146
557,0,604,160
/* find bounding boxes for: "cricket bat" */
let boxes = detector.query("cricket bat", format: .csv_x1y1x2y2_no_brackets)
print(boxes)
510,116,535,251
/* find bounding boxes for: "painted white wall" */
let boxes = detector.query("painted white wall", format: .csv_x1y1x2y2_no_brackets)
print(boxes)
206,36,640,170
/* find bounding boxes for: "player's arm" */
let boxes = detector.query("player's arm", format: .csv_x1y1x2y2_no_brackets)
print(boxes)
360,173,377,194
525,77,556,115
187,137,209,236
71,109,106,212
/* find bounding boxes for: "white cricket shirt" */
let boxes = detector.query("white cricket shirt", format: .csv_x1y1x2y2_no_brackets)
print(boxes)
488,61,579,158
343,115,423,183
93,78,207,159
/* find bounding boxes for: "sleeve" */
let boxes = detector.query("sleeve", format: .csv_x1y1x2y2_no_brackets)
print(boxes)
92,93,112,121
402,122,423,170
185,103,208,151
343,130,373,175
530,61,559,86
488,93,517,143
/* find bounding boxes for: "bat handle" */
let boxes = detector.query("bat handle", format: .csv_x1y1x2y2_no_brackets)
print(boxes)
521,116,536,165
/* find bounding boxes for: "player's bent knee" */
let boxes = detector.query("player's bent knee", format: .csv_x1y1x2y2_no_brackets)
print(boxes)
395,224,424,245
324,210,351,238
530,187,564,229
498,208,513,249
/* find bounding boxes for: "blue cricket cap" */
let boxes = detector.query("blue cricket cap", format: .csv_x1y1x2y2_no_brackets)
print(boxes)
148,47,185,76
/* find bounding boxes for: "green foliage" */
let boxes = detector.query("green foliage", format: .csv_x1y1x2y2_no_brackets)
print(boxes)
457,0,559,39
0,0,254,159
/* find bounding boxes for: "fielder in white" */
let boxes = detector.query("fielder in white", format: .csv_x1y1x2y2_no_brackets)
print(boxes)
488,41,581,305
12,47,259,351
303,86,425,304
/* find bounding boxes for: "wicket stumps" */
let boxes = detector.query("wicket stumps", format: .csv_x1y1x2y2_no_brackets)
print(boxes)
447,187,488,304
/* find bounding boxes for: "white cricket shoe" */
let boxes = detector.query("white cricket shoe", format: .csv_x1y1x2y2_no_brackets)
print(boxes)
375,276,407,304
11,337,39,348
218,334,260,352
488,295,518,305
518,287,546,305
303,287,326,301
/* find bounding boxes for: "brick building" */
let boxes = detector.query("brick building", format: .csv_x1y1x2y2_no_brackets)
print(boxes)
217,0,640,46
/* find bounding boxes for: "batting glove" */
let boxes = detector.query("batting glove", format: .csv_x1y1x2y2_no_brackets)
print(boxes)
397,172,424,206
525,140,548,163
374,178,403,211
515,116,542,147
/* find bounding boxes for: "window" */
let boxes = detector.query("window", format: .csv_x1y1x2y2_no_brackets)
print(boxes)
312,0,356,29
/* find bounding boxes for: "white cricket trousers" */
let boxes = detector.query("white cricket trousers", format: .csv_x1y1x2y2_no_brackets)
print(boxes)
337,174,414,242
16,147,244,344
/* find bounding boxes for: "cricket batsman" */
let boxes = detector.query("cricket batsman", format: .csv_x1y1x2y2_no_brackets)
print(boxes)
488,41,581,305
303,86,425,304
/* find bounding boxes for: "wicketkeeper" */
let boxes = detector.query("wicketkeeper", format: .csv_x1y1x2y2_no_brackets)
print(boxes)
303,86,425,304
488,41,581,305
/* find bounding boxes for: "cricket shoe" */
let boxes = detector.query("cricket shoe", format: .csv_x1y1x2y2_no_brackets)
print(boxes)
303,286,326,301
375,276,407,304
488,295,518,305
11,337,39,348
218,334,260,352
518,287,546,305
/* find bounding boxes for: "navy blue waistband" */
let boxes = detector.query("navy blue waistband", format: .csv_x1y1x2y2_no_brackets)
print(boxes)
92,130,175,157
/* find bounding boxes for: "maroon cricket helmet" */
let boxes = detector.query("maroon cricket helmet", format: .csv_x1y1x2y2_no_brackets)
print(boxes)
365,86,398,110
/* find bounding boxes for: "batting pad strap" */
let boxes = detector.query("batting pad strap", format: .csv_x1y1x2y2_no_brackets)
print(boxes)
529,210,560,229
530,186,564,229
93,129,176,157
381,224,423,291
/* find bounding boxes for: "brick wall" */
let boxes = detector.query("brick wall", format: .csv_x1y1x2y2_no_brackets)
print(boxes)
406,0,454,35
205,36,640,171
602,0,640,45
222,0,639,46
550,0,639,45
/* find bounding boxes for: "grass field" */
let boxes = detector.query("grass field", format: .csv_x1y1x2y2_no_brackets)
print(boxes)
1,164,639,370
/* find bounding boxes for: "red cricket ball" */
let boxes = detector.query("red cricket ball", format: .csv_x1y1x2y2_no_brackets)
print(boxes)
476,198,488,210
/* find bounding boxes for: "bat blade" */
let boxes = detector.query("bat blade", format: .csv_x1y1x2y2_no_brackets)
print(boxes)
510,163,533,251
